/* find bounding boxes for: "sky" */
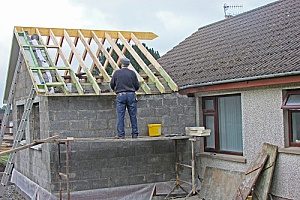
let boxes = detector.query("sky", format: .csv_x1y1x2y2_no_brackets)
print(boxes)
0,0,277,106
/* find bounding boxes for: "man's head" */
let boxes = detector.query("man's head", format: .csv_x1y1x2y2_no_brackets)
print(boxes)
120,57,130,67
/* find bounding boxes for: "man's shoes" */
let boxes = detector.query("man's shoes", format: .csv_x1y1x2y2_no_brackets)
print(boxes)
114,135,125,139
132,134,138,139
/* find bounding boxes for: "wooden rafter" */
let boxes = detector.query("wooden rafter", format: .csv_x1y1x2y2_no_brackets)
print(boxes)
54,36,64,65
77,37,92,74
10,26,178,96
118,32,165,93
102,42,113,70
90,38,105,72
78,30,111,81
49,29,84,95
105,32,151,94
67,37,78,73
131,33,178,92
91,31,119,71
35,28,70,95
64,30,101,94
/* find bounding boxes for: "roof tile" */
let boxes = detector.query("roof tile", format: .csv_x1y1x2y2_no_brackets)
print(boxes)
158,0,300,88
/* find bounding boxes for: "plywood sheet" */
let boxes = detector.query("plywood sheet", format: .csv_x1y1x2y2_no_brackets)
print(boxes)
252,143,278,200
199,167,244,200
234,153,268,200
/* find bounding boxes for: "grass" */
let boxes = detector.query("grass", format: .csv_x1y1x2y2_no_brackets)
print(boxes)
0,155,9,166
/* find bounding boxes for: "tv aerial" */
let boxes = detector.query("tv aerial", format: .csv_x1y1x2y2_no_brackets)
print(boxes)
224,3,243,18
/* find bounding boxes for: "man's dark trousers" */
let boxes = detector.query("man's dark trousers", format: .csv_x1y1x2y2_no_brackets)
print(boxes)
116,92,138,137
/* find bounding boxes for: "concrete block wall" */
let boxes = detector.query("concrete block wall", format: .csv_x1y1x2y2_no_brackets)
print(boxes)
45,93,195,192
13,64,51,191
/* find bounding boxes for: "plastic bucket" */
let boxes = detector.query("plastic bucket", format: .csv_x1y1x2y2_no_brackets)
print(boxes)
148,124,161,137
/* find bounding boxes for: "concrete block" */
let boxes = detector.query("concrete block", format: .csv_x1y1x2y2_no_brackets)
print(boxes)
50,121,69,131
77,110,97,120
69,120,88,131
88,120,108,130
148,99,163,107
91,178,109,189
97,110,115,120
137,99,148,108
116,147,135,157
138,108,155,117
163,98,178,107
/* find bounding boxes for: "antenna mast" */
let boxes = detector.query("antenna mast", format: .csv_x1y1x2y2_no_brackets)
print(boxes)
224,3,243,18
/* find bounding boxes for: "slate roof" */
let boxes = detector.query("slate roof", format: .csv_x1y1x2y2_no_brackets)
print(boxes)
158,0,300,89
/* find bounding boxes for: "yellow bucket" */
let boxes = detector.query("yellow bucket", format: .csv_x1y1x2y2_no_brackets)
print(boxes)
148,124,162,137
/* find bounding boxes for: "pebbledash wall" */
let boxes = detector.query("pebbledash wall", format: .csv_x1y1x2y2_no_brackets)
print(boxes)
196,85,300,200
12,64,196,195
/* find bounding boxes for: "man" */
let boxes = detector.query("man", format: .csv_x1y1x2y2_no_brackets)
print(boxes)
110,57,140,139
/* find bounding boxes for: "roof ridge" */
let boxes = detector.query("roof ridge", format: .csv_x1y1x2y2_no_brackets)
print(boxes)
196,0,282,32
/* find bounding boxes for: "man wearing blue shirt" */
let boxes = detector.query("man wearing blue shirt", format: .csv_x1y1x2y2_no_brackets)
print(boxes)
110,57,140,139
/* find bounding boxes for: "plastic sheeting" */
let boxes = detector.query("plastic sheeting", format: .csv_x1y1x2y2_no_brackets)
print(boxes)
70,183,156,200
11,169,56,200
11,169,190,200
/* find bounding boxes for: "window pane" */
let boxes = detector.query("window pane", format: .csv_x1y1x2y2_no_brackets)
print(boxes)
218,96,243,152
292,112,300,143
204,99,214,110
286,94,300,106
205,115,215,148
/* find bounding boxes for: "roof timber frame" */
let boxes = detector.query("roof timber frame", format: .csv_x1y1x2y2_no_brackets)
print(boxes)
7,26,178,97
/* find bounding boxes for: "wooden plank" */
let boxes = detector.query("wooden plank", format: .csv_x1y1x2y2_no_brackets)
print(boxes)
90,38,105,72
131,33,178,92
0,135,59,156
49,30,84,95
118,32,165,93
78,30,111,81
35,28,70,95
67,37,78,73
234,153,268,200
15,26,158,40
64,30,101,94
54,36,64,65
77,37,91,74
105,33,151,94
57,135,190,143
252,143,278,200
199,167,245,200
17,30,49,94
102,42,114,70
91,31,119,71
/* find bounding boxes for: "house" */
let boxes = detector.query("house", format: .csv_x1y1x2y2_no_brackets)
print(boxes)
158,0,300,199
3,27,195,198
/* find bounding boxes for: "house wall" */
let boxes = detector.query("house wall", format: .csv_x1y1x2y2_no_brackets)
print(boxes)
44,93,195,192
13,63,52,191
197,86,300,199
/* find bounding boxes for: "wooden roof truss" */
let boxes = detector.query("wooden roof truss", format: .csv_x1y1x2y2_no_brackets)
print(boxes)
13,26,178,96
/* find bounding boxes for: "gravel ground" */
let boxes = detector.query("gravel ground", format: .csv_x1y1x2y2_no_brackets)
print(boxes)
0,184,25,200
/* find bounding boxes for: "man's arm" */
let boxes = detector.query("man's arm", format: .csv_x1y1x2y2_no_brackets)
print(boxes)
132,72,140,91
110,74,116,91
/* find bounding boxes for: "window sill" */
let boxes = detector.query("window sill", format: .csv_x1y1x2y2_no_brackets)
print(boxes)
278,147,300,155
197,152,246,163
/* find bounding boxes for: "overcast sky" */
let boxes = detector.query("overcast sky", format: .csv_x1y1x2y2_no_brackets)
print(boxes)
0,0,277,106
